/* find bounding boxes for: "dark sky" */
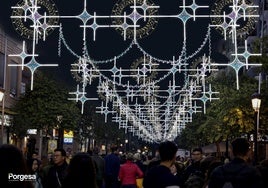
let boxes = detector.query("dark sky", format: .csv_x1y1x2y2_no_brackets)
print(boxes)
0,1,222,55
0,1,233,142
0,0,227,95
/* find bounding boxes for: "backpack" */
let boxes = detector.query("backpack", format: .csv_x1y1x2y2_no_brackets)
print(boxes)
222,182,233,188
184,171,204,188
221,166,234,188
221,164,247,188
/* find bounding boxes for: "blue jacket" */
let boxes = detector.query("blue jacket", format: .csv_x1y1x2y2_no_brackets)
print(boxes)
104,153,120,181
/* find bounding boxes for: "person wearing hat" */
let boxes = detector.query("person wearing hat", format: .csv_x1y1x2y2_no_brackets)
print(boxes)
119,153,144,188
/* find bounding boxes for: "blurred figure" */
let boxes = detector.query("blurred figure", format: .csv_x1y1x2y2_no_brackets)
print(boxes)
27,151,39,171
182,147,204,186
119,153,143,188
30,158,43,188
91,147,105,188
208,138,264,188
256,159,268,188
133,152,146,188
200,156,221,179
43,148,68,188
0,144,33,188
202,160,223,188
146,149,161,173
104,146,121,188
170,161,185,187
62,152,97,188
143,141,181,188
40,153,54,183
224,157,230,164
133,153,146,174
32,151,39,160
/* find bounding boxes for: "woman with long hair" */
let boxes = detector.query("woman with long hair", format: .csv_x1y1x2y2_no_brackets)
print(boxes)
30,158,43,188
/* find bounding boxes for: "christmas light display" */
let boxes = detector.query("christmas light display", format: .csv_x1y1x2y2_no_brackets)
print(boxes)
8,0,262,142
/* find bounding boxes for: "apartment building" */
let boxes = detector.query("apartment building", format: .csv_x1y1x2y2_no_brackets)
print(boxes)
0,26,31,145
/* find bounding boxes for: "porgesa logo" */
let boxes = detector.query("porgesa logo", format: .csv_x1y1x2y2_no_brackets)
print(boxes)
8,173,36,181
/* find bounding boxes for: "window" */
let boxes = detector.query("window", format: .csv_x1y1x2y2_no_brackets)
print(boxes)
21,82,26,95
265,0,268,10
21,69,31,95
9,60,18,97
0,52,5,88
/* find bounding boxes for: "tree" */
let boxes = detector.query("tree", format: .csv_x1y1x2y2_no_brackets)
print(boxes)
250,35,268,72
74,102,126,152
176,70,268,154
249,35,268,136
11,72,81,140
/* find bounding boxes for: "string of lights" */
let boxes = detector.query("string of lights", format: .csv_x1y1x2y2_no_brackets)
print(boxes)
8,0,262,142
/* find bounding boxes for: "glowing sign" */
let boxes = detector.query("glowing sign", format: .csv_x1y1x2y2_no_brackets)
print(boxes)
64,130,74,138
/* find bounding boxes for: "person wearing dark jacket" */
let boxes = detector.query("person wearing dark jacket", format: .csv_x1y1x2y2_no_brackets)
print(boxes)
61,152,97,188
43,148,68,188
256,159,268,188
182,147,204,186
143,141,181,188
104,146,121,188
91,147,105,188
208,138,264,188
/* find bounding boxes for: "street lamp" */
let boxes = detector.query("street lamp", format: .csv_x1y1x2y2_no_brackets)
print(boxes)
105,133,108,155
0,89,4,101
0,88,5,145
125,139,128,152
251,92,261,164
87,125,92,152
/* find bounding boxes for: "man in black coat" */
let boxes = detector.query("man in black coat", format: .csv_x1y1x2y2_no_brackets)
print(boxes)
143,141,181,188
181,148,204,180
208,138,264,188
43,148,68,188
104,146,120,188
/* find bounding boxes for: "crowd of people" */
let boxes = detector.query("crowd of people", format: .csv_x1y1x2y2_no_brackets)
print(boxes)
0,137,268,188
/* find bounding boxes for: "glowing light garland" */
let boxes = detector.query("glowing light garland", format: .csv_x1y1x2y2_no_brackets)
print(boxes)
8,0,262,143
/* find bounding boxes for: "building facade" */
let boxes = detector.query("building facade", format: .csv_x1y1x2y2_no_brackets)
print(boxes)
0,27,31,145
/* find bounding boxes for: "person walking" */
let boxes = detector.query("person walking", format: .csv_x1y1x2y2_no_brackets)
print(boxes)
30,158,43,188
61,152,97,188
256,159,268,188
170,161,185,187
104,146,121,188
208,137,264,188
43,148,68,188
119,153,143,188
182,147,204,186
143,141,181,188
146,149,161,174
133,153,146,188
91,147,105,188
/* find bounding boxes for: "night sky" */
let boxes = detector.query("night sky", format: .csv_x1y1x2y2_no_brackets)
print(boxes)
0,0,228,96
